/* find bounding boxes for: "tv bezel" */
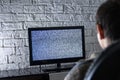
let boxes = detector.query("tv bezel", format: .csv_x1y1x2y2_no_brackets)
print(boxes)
28,26,85,66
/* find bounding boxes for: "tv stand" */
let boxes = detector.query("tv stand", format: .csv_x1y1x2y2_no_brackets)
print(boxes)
42,63,75,72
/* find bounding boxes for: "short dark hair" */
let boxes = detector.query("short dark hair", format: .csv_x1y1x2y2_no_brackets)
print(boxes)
96,0,120,41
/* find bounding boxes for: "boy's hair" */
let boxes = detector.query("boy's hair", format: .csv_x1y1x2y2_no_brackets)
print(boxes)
96,0,120,41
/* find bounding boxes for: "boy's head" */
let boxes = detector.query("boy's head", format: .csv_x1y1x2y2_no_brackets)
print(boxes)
96,0,120,49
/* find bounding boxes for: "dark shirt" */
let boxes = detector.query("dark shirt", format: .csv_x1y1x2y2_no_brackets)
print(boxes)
64,53,99,80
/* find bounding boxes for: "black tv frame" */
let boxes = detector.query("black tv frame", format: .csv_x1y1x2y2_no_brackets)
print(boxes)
28,26,85,66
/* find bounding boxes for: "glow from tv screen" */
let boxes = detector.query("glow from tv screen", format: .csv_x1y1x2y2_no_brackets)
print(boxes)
31,29,83,61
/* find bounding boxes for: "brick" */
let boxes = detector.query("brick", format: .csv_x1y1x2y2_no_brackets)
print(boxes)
74,14,91,21
0,5,24,14
0,22,1,29
42,22,63,27
0,14,33,22
18,62,30,70
85,43,94,52
0,56,7,64
63,21,82,26
2,22,23,30
45,4,63,13
8,55,26,64
90,0,106,6
0,31,13,39
24,22,43,29
24,21,63,28
33,0,52,4
13,14,33,22
85,29,93,36
3,39,24,47
82,21,96,29
52,0,65,3
0,14,13,22
14,30,28,38
0,30,27,39
92,29,97,36
94,43,102,52
24,39,29,47
0,48,15,56
74,5,82,13
53,14,74,21
65,0,73,3
82,6,98,14
24,54,29,63
24,6,45,13
85,36,98,43
0,0,10,4
90,14,96,21
34,14,54,21
15,46,29,55
11,0,32,4
0,39,2,46
64,4,82,14
66,0,90,6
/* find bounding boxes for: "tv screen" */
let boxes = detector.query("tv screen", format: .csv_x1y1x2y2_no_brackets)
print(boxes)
28,26,85,65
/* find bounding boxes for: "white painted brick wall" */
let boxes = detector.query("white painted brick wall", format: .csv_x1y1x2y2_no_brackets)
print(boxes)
24,6,45,13
0,0,105,77
0,0,10,4
4,39,24,47
33,0,52,4
0,48,15,56
0,40,2,47
64,5,82,14
35,14,54,21
0,5,24,13
11,0,32,4
45,4,63,13
2,22,23,30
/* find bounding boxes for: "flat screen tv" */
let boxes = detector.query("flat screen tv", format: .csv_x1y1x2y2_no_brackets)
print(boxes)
28,26,85,68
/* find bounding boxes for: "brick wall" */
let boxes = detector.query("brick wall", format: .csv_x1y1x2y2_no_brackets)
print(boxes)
0,0,105,73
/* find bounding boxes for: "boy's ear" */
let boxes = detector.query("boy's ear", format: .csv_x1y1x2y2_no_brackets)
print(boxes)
97,24,105,39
